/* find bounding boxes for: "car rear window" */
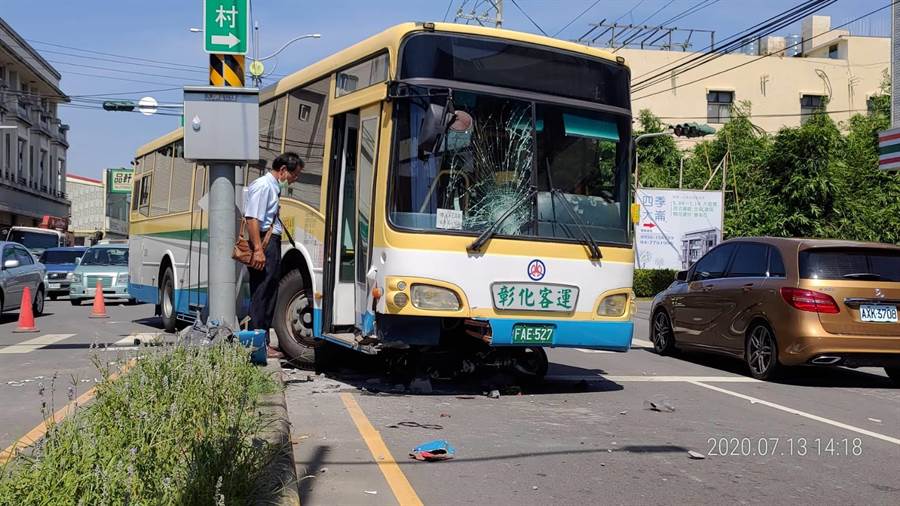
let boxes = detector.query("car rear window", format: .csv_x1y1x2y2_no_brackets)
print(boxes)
799,247,900,281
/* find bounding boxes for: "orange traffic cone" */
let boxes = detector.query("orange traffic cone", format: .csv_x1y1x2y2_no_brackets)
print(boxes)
89,280,109,319
13,286,39,333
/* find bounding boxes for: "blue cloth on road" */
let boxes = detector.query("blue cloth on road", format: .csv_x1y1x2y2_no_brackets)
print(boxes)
244,172,282,235
410,439,456,461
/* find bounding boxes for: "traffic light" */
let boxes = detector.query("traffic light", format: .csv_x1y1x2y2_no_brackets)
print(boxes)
672,122,716,138
102,101,136,112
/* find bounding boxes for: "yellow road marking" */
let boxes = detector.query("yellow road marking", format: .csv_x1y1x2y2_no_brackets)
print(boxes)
340,392,424,506
0,358,137,464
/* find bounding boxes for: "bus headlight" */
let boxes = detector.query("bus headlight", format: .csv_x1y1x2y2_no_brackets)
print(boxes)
411,284,461,311
597,294,628,317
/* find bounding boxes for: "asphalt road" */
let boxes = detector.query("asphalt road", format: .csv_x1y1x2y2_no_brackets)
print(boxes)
285,303,900,506
0,298,162,450
3,300,898,505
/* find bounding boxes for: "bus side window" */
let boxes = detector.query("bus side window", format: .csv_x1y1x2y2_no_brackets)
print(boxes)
138,174,152,217
192,164,208,209
169,142,193,213
150,144,173,216
285,77,329,210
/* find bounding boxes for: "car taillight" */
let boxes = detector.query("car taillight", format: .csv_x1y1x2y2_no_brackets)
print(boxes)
780,287,840,314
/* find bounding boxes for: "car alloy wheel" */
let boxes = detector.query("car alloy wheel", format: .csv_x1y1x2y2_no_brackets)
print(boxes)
747,324,778,379
652,310,675,355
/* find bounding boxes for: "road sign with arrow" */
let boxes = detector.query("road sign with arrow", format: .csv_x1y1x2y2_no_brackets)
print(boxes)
203,0,248,55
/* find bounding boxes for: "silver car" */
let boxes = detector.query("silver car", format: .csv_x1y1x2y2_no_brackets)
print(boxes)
0,241,47,317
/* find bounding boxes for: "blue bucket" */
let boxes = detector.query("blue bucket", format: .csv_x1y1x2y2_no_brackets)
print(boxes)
237,330,267,365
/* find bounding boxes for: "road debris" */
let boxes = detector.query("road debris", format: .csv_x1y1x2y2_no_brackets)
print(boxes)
644,399,676,412
619,410,628,415
532,486,539,490
688,450,706,460
410,439,456,461
364,490,378,495
456,395,476,399
486,390,501,399
440,413,451,418
868,417,882,423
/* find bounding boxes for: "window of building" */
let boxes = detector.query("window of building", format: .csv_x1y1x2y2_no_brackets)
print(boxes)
335,53,389,97
16,138,25,182
285,77,329,209
4,133,9,180
828,44,838,59
706,90,733,124
800,94,825,125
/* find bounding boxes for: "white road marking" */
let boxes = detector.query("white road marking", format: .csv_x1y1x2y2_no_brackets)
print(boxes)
545,374,758,383
575,349,613,354
0,334,76,354
632,338,654,348
689,380,900,446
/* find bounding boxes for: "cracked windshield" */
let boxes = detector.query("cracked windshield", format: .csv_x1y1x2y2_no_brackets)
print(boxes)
390,90,630,244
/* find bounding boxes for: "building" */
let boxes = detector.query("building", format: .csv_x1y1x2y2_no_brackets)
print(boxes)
67,168,132,245
0,17,70,232
617,15,889,134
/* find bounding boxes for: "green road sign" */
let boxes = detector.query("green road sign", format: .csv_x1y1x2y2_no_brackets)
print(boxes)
203,0,248,55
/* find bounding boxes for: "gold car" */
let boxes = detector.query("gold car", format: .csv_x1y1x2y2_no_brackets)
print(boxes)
650,238,900,383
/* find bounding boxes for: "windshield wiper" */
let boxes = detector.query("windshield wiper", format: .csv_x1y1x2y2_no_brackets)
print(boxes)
467,187,537,254
842,272,883,280
550,189,602,260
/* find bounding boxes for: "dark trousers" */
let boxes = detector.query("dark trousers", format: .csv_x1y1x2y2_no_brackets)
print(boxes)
249,234,281,343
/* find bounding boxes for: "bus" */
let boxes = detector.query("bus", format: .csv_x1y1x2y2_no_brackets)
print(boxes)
129,22,635,378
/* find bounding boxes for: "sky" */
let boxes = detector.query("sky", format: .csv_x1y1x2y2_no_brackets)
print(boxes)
0,0,892,179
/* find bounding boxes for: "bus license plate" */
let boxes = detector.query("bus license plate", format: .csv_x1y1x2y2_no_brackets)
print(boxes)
512,324,555,344
860,305,898,323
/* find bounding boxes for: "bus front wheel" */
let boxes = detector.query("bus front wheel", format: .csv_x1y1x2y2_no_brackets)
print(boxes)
159,267,176,333
273,270,315,366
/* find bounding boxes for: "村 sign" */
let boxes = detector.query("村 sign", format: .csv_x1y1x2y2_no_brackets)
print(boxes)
203,0,248,55
635,188,724,270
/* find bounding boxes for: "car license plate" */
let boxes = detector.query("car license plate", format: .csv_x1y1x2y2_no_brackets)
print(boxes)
860,304,898,323
49,283,60,289
512,324,555,344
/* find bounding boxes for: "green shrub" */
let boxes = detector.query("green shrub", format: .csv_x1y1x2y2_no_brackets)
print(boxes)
633,269,678,298
0,342,277,506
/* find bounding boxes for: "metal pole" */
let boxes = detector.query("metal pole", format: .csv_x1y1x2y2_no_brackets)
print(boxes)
679,156,684,188
208,163,237,327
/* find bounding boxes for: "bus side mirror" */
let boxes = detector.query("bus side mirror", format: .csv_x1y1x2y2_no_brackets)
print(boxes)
417,103,454,160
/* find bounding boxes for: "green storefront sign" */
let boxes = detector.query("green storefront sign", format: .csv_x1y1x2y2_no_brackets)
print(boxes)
107,168,133,194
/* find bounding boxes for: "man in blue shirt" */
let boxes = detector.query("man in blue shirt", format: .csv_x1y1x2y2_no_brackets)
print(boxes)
245,152,303,358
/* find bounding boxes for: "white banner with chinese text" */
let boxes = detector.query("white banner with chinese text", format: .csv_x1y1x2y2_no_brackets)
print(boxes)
634,188,724,270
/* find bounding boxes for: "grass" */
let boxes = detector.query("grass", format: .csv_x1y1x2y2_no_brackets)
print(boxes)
0,341,278,505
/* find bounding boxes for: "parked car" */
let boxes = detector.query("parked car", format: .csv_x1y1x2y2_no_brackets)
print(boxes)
0,241,47,317
38,247,88,300
650,237,900,384
69,244,134,305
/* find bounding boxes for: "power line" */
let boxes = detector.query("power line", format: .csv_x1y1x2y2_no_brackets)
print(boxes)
633,1,895,101
509,0,547,35
45,59,206,84
553,0,602,37
631,0,836,92
657,107,872,119
27,39,207,72
612,0,678,51
444,0,456,22
36,49,209,77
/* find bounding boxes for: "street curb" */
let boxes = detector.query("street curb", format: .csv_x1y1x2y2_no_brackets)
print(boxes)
255,360,300,506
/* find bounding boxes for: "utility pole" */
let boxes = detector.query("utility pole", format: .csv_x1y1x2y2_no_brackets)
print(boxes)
455,0,503,28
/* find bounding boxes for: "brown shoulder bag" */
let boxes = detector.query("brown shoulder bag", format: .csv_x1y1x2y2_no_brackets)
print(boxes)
232,218,274,266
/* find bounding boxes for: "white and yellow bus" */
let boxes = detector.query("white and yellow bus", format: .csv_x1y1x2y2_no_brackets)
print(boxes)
129,22,635,377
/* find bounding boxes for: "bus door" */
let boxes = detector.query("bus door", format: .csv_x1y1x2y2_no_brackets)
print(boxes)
353,105,381,333
325,112,360,328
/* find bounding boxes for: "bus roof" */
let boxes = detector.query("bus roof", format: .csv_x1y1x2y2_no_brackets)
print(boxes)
136,22,624,158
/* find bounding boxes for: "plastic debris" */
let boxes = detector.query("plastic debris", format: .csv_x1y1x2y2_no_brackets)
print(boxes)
688,450,706,460
364,490,378,495
643,400,676,412
619,410,628,415
440,413,451,418
486,390,501,399
532,486,539,490
868,418,882,423
409,439,456,461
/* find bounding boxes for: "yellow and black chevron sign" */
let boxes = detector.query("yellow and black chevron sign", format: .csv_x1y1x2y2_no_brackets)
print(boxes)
209,54,245,87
